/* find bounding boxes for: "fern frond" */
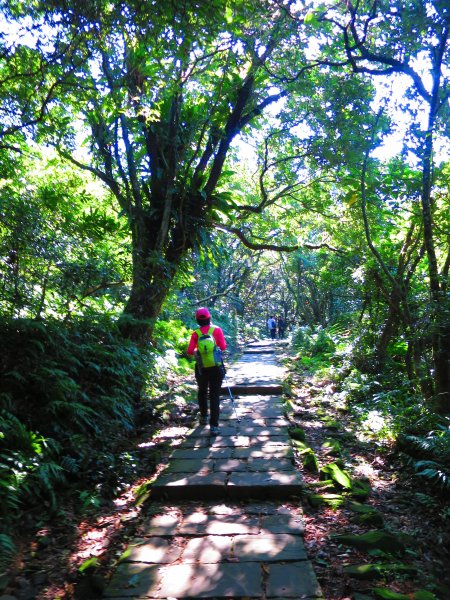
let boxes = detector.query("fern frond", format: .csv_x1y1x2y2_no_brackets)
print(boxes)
46,401,100,433
0,479,20,514
60,455,80,474
414,460,450,491
0,533,16,570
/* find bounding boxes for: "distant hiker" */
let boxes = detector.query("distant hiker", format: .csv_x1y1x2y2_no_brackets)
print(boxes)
267,315,277,340
187,307,227,436
277,316,285,339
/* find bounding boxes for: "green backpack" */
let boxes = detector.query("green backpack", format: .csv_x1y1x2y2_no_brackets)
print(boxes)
195,327,222,368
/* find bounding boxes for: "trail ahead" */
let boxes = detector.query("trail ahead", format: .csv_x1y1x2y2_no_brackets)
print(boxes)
104,340,323,599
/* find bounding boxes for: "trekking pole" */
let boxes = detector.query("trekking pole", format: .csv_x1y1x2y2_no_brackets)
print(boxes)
222,360,240,422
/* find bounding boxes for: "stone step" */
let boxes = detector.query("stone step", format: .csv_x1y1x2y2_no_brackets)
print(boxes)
102,346,323,600
104,503,323,599
151,472,303,501
151,396,300,501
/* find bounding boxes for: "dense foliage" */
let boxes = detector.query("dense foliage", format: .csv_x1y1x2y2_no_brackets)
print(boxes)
0,0,448,577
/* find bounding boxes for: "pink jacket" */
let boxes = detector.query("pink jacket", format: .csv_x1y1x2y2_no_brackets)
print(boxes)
187,325,227,356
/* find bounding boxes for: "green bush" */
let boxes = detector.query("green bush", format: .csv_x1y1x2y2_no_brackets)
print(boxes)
153,319,191,355
0,316,148,566
398,419,450,495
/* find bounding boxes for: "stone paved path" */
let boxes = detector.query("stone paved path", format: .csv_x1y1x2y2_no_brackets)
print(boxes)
104,340,323,599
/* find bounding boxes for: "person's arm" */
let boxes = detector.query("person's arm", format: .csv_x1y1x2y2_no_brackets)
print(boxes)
213,327,227,351
187,331,199,355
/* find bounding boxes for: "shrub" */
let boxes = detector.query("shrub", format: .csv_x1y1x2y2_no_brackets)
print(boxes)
0,316,147,567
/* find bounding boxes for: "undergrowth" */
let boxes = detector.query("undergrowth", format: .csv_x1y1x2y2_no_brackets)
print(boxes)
0,315,192,571
291,324,450,498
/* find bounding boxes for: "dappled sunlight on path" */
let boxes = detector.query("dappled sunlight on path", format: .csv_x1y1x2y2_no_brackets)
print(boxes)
104,340,323,599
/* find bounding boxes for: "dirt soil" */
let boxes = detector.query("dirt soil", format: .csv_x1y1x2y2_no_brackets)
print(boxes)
288,370,450,600
3,370,450,600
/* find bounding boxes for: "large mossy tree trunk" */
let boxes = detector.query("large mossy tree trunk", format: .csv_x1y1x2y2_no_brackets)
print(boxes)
119,199,195,341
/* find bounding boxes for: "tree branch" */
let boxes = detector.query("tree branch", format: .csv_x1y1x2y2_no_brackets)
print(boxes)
216,225,342,253
56,147,127,209
194,282,239,305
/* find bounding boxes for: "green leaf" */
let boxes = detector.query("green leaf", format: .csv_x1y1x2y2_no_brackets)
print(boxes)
302,449,320,473
304,10,319,26
79,556,100,573
225,5,233,24
320,463,352,489
306,492,344,508
118,547,133,562
372,589,437,600
343,562,417,580
321,438,341,455
289,427,306,441
332,531,406,554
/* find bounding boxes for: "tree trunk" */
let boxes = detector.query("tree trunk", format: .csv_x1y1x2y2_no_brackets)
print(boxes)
119,211,188,342
421,124,450,412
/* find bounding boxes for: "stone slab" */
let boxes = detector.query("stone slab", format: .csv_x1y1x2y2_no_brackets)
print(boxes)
233,445,293,459
252,440,293,450
213,458,247,472
182,437,211,448
228,471,302,487
226,406,254,415
166,459,212,474
189,424,240,438
208,503,241,515
238,407,286,418
266,417,292,426
152,471,227,488
139,513,180,536
151,472,227,500
170,447,233,460
266,561,323,598
252,435,289,444
158,562,261,598
231,534,307,561
227,471,303,500
225,385,284,395
235,425,288,436
122,537,182,564
208,435,250,447
236,398,284,407
178,513,260,535
236,417,267,426
104,346,322,599
246,457,294,472
170,447,212,460
181,535,233,563
104,563,163,597
237,503,286,515
261,513,305,535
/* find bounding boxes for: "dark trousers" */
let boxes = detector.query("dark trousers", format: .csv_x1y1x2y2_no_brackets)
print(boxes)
270,327,276,339
195,365,224,427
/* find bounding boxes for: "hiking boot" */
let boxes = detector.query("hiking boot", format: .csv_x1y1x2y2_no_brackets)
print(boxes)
210,426,219,435
199,415,207,426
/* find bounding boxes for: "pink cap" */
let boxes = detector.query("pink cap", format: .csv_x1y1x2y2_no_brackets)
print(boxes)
195,307,211,319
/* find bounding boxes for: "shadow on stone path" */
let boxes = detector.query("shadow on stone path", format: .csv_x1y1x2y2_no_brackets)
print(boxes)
104,340,323,599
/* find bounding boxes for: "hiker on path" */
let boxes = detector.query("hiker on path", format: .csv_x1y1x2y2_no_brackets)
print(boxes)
267,315,277,340
277,315,285,338
187,307,227,435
